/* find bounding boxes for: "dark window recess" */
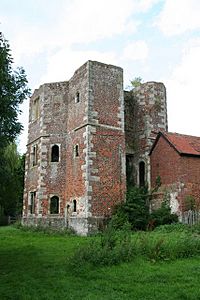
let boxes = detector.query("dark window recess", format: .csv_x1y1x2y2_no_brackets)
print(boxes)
73,199,77,212
139,161,145,187
75,145,79,157
51,145,59,162
30,191,36,214
32,145,37,166
50,196,59,214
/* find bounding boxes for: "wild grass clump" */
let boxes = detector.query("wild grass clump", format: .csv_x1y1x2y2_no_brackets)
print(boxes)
154,223,189,233
70,223,135,267
134,229,200,262
70,221,200,268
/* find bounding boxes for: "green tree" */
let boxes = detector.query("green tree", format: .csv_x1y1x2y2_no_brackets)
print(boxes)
0,143,25,216
0,32,30,148
0,32,30,217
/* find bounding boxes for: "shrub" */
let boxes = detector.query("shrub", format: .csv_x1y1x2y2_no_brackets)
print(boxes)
110,186,150,231
149,201,178,228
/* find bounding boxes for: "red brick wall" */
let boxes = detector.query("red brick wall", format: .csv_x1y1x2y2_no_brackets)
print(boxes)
179,156,200,209
151,135,200,212
92,63,121,127
65,63,88,210
151,135,182,187
65,128,86,203
88,62,126,218
91,128,125,216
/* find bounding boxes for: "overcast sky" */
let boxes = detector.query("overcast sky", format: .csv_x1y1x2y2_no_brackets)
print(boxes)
1,0,200,153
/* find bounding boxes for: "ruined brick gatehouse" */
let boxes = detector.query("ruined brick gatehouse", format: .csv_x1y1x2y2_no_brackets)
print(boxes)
22,61,167,235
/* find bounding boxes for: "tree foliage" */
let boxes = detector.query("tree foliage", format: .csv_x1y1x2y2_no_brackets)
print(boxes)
0,144,25,216
110,186,178,231
0,32,29,217
111,186,149,231
130,77,143,89
0,32,30,148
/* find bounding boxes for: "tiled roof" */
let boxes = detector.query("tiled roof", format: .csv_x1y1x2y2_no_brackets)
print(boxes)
162,132,200,156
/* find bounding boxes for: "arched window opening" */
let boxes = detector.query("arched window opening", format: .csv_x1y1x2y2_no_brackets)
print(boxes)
75,91,80,103
73,200,77,213
139,161,145,187
50,196,59,214
51,145,59,162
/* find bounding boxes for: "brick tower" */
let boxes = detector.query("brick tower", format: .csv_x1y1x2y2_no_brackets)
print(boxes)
23,61,126,235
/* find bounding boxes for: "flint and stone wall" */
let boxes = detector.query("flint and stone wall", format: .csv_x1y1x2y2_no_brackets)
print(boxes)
124,82,167,188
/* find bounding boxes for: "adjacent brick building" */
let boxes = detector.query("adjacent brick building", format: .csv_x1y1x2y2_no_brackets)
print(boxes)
23,60,168,235
150,132,200,222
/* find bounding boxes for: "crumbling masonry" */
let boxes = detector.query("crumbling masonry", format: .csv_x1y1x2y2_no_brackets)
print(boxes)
23,61,167,235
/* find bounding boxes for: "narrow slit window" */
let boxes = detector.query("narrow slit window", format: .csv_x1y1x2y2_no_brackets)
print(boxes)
139,161,145,187
30,191,36,214
75,144,79,157
50,196,59,214
32,97,40,121
32,145,37,166
75,92,80,103
73,200,77,213
51,145,59,162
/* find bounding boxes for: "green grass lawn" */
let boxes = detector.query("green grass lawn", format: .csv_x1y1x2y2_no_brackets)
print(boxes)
1,226,200,300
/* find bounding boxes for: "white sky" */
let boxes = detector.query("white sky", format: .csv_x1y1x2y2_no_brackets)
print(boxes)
1,0,200,153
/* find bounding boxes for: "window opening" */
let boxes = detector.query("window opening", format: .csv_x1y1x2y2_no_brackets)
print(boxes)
50,196,59,214
73,200,77,213
75,92,80,103
32,97,39,121
75,144,79,157
51,145,59,162
30,191,36,214
139,161,145,187
32,145,37,166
